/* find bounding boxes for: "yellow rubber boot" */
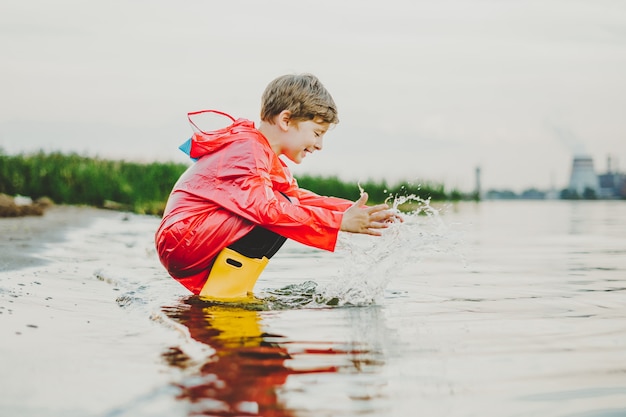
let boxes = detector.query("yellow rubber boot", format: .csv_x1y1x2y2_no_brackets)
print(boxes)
199,248,269,299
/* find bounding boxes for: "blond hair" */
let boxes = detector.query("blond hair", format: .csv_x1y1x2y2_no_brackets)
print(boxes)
260,74,339,125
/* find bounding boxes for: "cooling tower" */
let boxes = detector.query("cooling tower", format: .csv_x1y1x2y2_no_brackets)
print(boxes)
568,155,599,195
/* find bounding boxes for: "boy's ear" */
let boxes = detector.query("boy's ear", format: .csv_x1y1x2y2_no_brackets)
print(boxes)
277,110,291,132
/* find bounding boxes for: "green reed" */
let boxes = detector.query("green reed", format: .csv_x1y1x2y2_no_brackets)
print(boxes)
0,151,461,215
0,151,186,215
296,175,462,204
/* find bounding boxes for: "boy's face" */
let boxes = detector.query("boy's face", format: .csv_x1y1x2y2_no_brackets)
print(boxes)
281,119,330,164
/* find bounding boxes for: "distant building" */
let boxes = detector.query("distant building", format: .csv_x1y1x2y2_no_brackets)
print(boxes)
484,154,624,201
598,156,626,199
568,155,599,197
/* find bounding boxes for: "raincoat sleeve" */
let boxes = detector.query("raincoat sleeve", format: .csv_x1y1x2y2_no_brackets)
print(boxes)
183,139,346,252
290,184,354,212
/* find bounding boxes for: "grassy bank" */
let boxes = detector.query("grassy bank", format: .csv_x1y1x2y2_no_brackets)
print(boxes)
296,175,463,205
0,151,462,215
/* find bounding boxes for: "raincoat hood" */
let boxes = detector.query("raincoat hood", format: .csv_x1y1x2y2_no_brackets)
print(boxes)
181,110,266,160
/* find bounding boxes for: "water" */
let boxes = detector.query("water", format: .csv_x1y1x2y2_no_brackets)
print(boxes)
1,200,625,417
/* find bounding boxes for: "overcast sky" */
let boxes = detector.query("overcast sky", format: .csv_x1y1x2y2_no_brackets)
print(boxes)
1,0,625,193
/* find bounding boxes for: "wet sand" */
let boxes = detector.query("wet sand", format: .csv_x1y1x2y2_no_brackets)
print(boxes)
0,206,181,417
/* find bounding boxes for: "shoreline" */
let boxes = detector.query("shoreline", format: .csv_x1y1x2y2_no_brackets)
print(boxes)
0,205,130,272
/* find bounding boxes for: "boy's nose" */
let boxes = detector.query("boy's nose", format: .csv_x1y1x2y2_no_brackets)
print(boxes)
314,137,323,151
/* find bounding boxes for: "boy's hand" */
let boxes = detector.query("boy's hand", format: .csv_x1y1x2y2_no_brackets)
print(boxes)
340,192,400,236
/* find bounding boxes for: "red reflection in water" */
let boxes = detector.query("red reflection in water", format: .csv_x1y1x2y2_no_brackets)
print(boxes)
162,297,353,416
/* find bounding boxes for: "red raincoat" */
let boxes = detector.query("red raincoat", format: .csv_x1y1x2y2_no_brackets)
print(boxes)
155,111,353,294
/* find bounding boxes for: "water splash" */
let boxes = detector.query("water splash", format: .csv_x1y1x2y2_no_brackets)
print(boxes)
315,194,454,306
259,193,464,309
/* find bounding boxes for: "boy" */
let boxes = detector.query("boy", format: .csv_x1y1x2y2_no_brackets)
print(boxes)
155,73,396,298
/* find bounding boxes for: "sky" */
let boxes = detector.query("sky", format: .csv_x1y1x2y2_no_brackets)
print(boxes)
1,0,625,193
